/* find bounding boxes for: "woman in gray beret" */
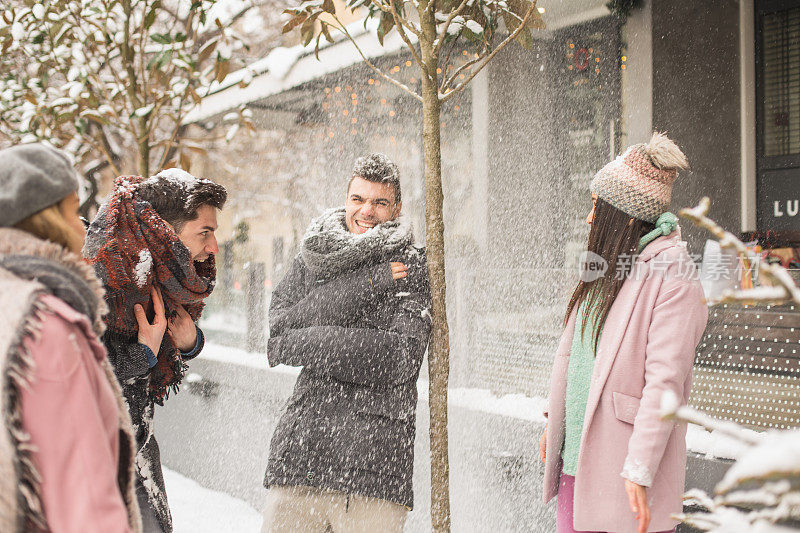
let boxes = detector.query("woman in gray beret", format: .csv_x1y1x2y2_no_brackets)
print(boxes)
0,143,142,532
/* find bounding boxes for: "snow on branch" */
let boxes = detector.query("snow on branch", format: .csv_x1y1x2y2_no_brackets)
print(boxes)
438,0,540,102
663,395,800,528
1,0,257,179
661,391,763,447
679,197,800,306
433,0,471,56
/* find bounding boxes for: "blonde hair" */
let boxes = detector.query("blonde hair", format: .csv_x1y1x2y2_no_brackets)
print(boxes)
13,199,84,254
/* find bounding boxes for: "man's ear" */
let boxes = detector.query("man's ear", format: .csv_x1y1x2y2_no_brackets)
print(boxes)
393,201,403,219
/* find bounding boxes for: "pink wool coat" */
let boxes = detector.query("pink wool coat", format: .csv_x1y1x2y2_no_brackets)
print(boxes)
21,295,137,533
543,231,708,532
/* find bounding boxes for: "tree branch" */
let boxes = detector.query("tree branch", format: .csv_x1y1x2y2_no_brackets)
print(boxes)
80,129,122,178
440,0,538,103
424,0,437,15
370,0,393,13
661,394,762,447
80,125,123,215
388,0,427,75
80,158,105,217
138,0,152,98
331,16,422,102
195,1,267,46
433,0,470,56
388,0,423,38
121,0,142,110
440,50,485,92
157,97,189,170
679,197,800,305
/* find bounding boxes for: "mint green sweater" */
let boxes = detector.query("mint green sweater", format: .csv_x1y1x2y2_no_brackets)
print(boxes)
561,301,602,476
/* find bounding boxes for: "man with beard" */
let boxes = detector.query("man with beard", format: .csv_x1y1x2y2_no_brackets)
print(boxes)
262,153,432,532
85,170,226,533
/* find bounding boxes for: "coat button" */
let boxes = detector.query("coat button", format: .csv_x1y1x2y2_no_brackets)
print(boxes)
306,470,314,480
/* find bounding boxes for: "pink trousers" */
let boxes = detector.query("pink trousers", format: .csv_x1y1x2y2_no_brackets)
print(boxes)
556,474,675,533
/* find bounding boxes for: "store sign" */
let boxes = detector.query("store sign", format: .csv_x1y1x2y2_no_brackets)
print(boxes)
773,201,799,217
758,167,800,231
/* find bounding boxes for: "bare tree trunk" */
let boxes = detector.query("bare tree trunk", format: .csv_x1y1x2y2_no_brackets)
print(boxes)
159,124,189,170
138,118,151,177
419,14,452,531
80,160,105,218
81,126,124,216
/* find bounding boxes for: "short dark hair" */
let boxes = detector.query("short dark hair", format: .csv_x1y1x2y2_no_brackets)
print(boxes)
138,169,227,232
349,153,401,203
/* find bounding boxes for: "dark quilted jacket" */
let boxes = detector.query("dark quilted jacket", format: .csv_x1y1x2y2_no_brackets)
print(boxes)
264,246,431,509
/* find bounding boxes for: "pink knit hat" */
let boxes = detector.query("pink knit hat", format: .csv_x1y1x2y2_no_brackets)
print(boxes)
590,132,689,223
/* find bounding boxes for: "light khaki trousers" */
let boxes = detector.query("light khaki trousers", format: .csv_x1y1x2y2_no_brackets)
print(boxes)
261,485,408,533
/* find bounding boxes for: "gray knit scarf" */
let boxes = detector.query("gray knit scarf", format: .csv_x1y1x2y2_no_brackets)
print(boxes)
0,255,99,325
300,207,413,279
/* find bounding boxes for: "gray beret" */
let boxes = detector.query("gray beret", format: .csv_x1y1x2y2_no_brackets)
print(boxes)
0,143,79,227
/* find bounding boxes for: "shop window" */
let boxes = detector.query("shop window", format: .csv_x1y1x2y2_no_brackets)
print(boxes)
756,1,800,234
761,5,800,157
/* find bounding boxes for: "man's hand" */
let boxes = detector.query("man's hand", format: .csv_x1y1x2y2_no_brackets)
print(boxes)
134,287,167,357
390,262,408,280
624,479,651,533
539,425,547,463
167,303,198,352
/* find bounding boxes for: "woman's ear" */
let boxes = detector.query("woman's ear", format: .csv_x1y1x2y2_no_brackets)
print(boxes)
628,218,634,226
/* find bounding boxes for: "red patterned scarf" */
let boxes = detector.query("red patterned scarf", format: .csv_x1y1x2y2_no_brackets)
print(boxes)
85,176,215,403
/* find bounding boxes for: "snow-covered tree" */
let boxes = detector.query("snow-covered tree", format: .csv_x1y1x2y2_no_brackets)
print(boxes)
666,198,800,531
662,393,800,531
278,1,545,530
0,0,267,212
680,198,800,306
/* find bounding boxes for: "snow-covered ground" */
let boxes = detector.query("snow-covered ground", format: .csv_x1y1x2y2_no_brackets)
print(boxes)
164,467,262,532
161,341,770,531
197,342,548,422
195,342,755,459
199,313,248,335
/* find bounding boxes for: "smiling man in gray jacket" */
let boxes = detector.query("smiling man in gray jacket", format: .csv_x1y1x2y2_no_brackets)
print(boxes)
262,154,431,532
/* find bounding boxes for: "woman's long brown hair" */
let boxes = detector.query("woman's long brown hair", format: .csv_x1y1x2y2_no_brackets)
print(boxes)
565,198,656,352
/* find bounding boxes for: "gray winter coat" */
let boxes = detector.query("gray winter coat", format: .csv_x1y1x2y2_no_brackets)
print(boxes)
264,209,431,509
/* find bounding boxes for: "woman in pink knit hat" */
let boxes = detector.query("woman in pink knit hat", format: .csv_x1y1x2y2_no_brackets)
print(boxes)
539,133,709,533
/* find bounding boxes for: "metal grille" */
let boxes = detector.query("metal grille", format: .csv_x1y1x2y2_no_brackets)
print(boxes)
761,6,800,157
463,293,800,430
690,304,800,429
474,330,558,398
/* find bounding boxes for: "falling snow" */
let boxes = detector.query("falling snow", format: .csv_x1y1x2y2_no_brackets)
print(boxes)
5,1,798,531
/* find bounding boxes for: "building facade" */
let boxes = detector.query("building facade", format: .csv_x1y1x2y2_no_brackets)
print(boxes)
189,0,800,430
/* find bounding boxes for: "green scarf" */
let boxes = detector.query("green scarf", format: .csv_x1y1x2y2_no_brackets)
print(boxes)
638,212,678,253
